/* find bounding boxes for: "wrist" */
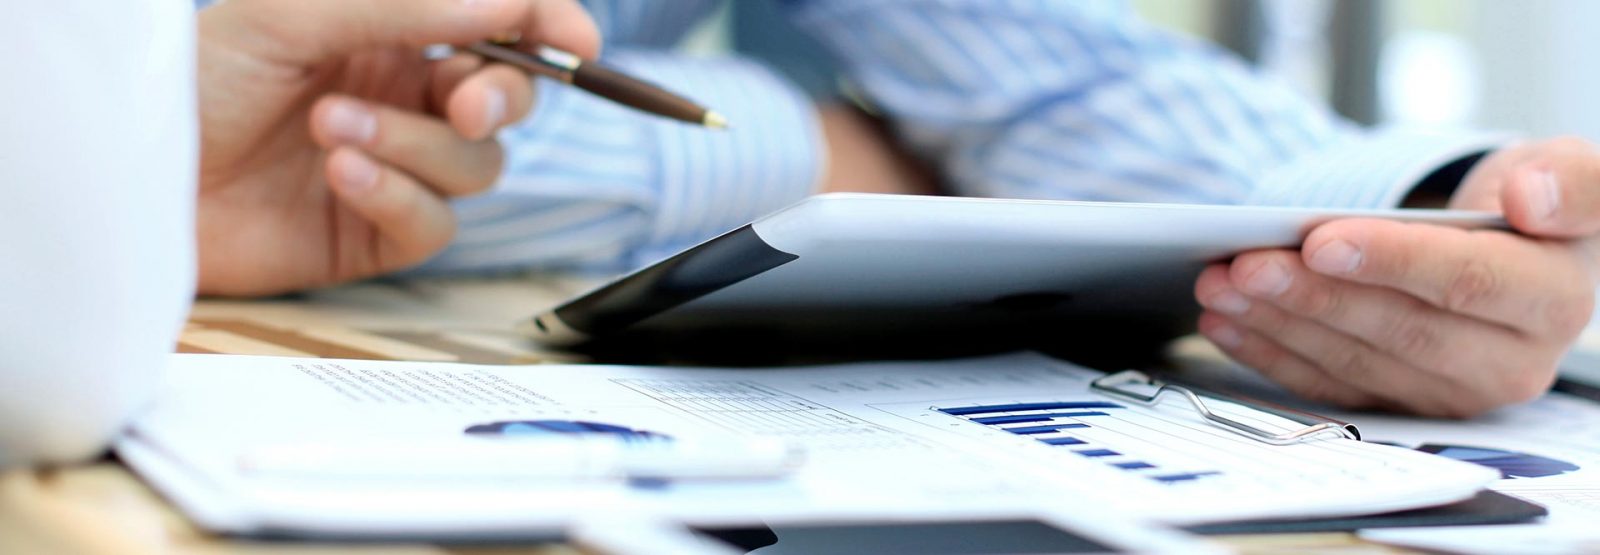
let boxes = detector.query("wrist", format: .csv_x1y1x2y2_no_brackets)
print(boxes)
816,104,939,195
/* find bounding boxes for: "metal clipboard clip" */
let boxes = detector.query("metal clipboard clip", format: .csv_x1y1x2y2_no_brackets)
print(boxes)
1091,370,1360,445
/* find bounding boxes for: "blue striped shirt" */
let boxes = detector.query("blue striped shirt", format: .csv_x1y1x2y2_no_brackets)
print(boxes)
199,0,1502,275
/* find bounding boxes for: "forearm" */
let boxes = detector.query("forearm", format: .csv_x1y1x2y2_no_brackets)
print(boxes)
786,0,1501,209
817,104,940,196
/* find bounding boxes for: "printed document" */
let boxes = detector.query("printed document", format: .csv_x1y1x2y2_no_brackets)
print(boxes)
1332,391,1600,554
119,352,1495,536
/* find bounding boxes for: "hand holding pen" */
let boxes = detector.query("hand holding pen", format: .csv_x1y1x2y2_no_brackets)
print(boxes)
195,0,609,296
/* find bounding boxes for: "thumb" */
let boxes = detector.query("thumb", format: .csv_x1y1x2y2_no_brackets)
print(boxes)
221,0,600,64
1500,140,1600,239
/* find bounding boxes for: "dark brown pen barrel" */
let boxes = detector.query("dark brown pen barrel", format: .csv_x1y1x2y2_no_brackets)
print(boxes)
572,64,707,125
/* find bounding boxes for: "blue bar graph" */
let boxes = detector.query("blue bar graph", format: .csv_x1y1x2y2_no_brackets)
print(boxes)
937,399,1222,484
938,401,1123,416
970,412,1109,425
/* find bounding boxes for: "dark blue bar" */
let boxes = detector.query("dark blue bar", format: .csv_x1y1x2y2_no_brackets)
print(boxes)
970,411,1111,426
1113,461,1156,470
970,415,1051,425
1075,449,1120,458
1152,472,1222,483
1037,411,1109,419
939,402,1123,416
1039,437,1087,446
1004,423,1092,435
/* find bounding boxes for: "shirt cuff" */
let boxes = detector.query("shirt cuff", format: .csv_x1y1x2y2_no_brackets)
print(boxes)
1247,127,1510,209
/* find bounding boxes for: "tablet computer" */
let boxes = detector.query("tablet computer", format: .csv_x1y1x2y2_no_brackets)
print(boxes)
525,194,1501,364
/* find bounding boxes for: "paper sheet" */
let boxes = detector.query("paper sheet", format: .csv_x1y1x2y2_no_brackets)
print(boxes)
1322,392,1600,521
1319,392,1600,553
122,352,1495,535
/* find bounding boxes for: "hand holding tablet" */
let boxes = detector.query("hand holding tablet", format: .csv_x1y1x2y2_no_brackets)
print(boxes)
1199,138,1600,417
527,194,1511,397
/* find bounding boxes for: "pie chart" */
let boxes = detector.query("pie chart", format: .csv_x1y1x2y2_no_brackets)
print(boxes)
1415,444,1579,479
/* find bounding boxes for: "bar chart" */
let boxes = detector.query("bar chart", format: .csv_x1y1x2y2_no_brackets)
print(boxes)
933,401,1225,484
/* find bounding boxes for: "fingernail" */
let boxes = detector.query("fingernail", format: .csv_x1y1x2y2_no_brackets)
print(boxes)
333,152,379,195
1242,260,1292,297
460,0,507,7
483,87,507,131
1530,170,1561,222
1206,290,1252,315
325,100,376,145
1308,240,1362,275
1205,322,1244,349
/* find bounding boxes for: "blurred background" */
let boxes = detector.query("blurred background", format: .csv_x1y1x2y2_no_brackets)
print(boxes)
1131,0,1600,139
681,0,1600,141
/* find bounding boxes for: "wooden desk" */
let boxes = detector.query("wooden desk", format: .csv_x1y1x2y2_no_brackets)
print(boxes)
0,276,1407,554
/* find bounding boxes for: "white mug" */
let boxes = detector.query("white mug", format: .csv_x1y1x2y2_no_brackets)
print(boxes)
0,0,197,465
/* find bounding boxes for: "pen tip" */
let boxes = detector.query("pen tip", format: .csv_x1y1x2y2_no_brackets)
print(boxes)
703,111,730,130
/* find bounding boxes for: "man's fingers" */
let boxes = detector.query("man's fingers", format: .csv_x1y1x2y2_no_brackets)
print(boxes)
1208,302,1500,417
227,0,600,65
1496,137,1600,237
427,57,538,138
1301,218,1595,336
518,0,603,59
445,64,539,140
1202,250,1535,389
311,95,504,197
1196,265,1534,416
324,148,457,271
1196,312,1386,410
429,54,485,115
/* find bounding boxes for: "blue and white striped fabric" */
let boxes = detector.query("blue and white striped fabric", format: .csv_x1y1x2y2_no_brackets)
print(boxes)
196,0,1501,274
421,1,828,273
780,0,1500,205
426,48,824,272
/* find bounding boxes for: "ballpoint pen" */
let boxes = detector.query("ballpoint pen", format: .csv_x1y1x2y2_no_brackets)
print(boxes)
456,40,728,129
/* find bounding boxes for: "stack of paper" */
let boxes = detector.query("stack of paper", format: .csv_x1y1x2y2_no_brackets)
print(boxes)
118,352,1496,538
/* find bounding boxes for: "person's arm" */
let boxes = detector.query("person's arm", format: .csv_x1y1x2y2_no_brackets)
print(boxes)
416,47,829,273
781,0,1599,416
780,0,1497,208
0,0,197,467
405,1,945,275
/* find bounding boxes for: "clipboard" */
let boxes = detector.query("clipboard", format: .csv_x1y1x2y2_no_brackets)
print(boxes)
1089,371,1553,532
1185,489,1547,535
1090,370,1360,445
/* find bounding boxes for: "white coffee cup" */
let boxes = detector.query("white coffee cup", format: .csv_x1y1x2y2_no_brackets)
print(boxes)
0,0,197,465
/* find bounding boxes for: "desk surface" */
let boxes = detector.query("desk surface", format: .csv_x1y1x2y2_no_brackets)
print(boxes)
0,276,1411,554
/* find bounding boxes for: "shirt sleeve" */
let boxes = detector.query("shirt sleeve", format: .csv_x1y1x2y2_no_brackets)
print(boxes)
417,0,826,275
415,50,825,274
780,0,1501,209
